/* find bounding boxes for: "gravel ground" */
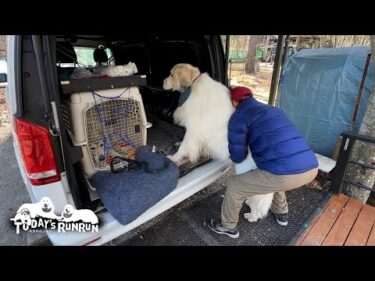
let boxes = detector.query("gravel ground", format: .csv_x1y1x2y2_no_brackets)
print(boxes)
0,87,11,143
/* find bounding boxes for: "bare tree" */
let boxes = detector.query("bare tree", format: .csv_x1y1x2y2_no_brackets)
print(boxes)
0,36,6,59
242,36,249,51
230,36,235,48
361,35,368,46
320,35,325,48
342,36,375,202
313,36,320,49
339,36,345,47
245,35,262,74
295,35,301,49
245,36,250,50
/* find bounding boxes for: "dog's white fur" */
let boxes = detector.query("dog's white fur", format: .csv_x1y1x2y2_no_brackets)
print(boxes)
163,63,234,164
244,194,274,222
163,64,273,223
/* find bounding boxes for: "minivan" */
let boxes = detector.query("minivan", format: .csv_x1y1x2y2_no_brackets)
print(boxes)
6,35,231,245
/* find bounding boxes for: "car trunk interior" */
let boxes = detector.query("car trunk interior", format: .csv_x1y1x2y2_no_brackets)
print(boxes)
53,35,221,211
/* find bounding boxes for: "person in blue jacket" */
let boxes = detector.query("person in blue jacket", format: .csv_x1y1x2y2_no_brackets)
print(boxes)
208,86,319,239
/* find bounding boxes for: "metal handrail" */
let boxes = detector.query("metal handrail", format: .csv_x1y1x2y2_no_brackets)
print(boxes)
330,131,375,194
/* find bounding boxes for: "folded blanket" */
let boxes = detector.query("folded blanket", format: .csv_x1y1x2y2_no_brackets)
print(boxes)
91,145,179,225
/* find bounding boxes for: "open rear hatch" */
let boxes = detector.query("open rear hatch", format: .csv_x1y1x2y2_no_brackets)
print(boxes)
54,35,221,213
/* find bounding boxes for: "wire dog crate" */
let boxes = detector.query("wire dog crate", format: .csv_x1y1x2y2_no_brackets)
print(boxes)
62,87,148,177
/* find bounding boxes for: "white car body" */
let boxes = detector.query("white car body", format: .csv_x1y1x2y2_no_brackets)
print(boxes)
6,35,231,246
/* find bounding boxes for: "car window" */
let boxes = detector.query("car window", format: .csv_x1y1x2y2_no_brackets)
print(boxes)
59,47,113,68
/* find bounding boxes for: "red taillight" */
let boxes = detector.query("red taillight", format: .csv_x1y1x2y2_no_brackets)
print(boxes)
14,118,61,186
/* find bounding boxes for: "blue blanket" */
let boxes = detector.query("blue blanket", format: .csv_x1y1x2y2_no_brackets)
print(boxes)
91,146,179,225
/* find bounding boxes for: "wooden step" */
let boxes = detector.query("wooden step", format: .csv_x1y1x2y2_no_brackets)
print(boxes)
299,194,349,246
296,193,375,246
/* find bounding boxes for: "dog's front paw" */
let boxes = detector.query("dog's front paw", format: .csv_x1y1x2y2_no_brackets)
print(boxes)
244,212,260,223
167,154,189,166
167,154,182,165
167,154,177,162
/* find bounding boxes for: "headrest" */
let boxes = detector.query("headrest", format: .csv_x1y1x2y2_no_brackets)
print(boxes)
56,42,77,64
93,45,108,64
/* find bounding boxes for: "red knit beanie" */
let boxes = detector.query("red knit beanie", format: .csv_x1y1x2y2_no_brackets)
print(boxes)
230,86,253,102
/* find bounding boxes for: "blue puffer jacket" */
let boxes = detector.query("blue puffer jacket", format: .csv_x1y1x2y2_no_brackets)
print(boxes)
228,97,318,175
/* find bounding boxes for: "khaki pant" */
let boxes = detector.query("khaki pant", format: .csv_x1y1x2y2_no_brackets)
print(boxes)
221,167,318,230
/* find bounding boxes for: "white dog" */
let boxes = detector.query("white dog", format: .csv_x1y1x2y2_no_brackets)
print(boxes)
244,194,274,223
11,197,59,225
163,63,234,164
61,204,98,224
163,64,273,222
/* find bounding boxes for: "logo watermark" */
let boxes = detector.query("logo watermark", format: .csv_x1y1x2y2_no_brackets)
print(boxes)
10,197,99,234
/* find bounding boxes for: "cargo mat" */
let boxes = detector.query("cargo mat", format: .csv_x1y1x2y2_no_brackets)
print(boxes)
123,186,330,246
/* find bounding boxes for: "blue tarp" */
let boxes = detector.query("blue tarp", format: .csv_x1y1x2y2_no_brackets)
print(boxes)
277,47,374,157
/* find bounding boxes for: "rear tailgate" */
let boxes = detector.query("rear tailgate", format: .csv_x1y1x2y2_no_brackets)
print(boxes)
47,159,231,246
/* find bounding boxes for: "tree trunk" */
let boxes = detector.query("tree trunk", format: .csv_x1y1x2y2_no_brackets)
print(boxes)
245,35,262,74
320,35,325,48
262,35,267,45
339,36,345,47
242,36,246,48
361,35,368,46
342,36,375,202
0,36,6,59
266,35,271,46
295,35,301,49
313,36,320,49
236,36,240,51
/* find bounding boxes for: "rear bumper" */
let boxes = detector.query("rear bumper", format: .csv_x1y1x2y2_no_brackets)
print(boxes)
47,159,231,246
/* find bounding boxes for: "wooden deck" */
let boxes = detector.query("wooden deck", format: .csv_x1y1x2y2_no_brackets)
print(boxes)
295,194,375,246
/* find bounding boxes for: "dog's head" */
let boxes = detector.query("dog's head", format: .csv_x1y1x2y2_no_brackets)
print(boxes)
40,197,54,213
163,64,200,92
62,205,74,218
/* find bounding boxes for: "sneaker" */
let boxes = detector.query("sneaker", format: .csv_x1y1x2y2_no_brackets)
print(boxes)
207,219,239,238
274,213,288,226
